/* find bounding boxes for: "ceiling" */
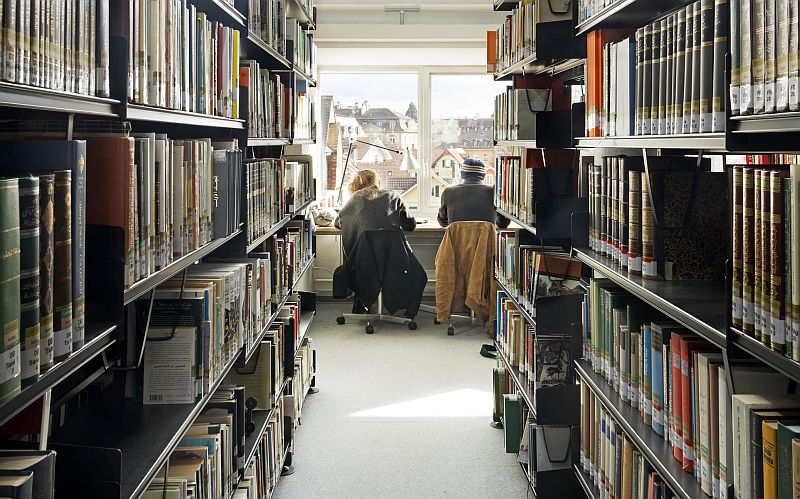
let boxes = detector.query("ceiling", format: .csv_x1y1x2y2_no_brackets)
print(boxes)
314,0,506,48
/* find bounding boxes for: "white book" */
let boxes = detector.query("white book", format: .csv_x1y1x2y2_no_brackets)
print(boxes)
718,364,729,499
4,0,16,82
143,326,197,404
697,352,724,496
15,0,26,84
609,41,617,136
617,38,633,136
741,0,754,113
29,0,39,87
89,0,96,96
790,0,800,110
96,0,109,97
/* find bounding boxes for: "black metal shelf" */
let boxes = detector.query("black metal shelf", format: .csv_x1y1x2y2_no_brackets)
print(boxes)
193,0,246,27
0,81,119,116
729,326,800,384
495,276,536,327
575,360,703,499
125,104,245,129
575,133,727,151
246,216,292,254
496,207,537,236
574,0,694,36
731,112,800,134
495,56,584,80
241,377,291,468
493,0,517,11
495,139,537,148
244,292,292,363
494,340,536,415
0,322,117,427
574,464,599,499
291,197,315,215
124,229,243,305
574,248,727,348
286,0,316,29
245,34,292,70
297,310,315,349
247,137,291,147
293,66,317,86
291,256,315,293
50,342,243,499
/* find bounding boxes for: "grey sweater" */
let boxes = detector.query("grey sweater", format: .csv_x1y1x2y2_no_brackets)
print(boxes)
437,178,510,228
335,187,416,254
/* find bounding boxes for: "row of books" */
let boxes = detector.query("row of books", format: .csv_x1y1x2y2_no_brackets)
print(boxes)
496,293,573,394
730,0,800,116
285,220,313,291
0,140,93,404
730,160,800,360
290,338,313,426
248,0,287,57
125,0,241,118
493,87,549,141
293,89,314,141
579,379,678,499
240,60,288,139
0,0,111,97
582,277,800,499
284,155,314,213
587,155,727,281
496,231,582,314
576,0,621,25
234,396,286,499
255,234,292,306
246,159,286,245
587,2,729,138
286,18,314,78
87,135,241,289
493,0,572,74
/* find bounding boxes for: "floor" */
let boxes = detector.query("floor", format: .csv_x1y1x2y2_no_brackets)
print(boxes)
273,302,530,499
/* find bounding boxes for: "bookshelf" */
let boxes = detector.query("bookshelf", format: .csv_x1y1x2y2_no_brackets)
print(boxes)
488,1,800,498
0,0,320,496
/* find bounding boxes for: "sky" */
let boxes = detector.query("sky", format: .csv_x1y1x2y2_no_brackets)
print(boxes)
320,73,508,119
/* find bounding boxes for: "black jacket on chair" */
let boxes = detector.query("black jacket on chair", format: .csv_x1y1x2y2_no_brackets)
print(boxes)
332,229,428,316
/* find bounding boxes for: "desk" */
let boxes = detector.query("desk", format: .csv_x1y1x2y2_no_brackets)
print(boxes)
313,222,446,296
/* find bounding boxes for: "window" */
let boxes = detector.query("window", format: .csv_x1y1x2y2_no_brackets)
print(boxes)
319,73,418,208
430,74,507,210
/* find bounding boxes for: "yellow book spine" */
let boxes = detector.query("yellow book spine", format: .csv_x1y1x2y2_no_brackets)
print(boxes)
764,420,779,499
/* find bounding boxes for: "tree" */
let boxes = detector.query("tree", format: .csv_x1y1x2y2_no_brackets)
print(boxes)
405,102,418,120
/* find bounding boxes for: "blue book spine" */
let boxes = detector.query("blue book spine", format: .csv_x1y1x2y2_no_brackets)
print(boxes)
642,324,652,421
651,328,665,436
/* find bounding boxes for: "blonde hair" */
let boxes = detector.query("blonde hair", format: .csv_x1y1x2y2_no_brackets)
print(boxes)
348,169,380,193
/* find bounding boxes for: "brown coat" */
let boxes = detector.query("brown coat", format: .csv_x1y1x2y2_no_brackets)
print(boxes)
435,221,497,324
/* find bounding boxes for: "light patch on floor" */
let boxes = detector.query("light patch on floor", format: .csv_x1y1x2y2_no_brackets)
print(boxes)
348,388,492,418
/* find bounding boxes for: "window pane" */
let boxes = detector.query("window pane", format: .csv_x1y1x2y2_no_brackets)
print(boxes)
430,75,508,211
319,73,419,209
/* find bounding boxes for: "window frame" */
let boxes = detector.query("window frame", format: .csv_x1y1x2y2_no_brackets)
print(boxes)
317,65,487,216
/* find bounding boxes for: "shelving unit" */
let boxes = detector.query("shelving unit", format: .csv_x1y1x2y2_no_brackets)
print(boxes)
575,360,703,499
245,34,293,69
494,140,537,148
495,56,585,80
494,340,535,413
247,137,292,147
573,0,692,36
125,104,246,129
0,81,120,117
496,208,536,236
495,277,536,327
573,465,599,499
575,133,727,151
573,248,727,348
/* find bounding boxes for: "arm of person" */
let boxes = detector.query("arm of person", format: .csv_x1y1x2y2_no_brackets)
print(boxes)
393,195,417,232
437,189,449,227
496,210,510,229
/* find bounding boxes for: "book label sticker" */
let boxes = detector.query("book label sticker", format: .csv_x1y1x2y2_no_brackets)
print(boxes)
766,82,776,111
0,343,19,385
732,296,742,321
741,84,753,112
772,319,785,346
21,324,40,379
40,315,54,366
743,298,754,327
642,259,657,277
790,77,799,109
652,405,663,425
54,308,72,358
731,86,740,114
683,443,695,462
712,477,720,498
778,77,789,108
755,83,765,111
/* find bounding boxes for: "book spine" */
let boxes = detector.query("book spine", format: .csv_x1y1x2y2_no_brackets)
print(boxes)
658,18,668,135
731,0,741,115
635,29,643,135
684,5,695,132
719,366,729,499
790,0,800,110
754,0,767,113
628,168,642,274
700,0,715,131
779,0,791,113
734,167,744,329
0,179,21,404
743,167,756,336
765,0,777,112
651,326,665,436
96,0,109,97
691,1,702,132
53,170,72,362
651,22,662,135
761,169,772,346
785,176,794,360
792,164,800,361
756,168,765,341
71,143,86,351
741,0,754,114
17,177,39,387
676,8,688,133
37,175,53,370
641,171,657,279
642,324,652,425
771,170,787,353
642,24,653,135
665,15,675,135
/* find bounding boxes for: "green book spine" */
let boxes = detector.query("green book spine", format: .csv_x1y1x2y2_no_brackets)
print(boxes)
503,394,522,453
53,171,72,362
38,175,54,371
776,421,800,499
17,177,39,387
0,179,21,404
733,167,744,328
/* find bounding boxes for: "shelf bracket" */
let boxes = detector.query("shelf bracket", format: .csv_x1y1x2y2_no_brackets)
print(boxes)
65,113,74,141
38,389,51,450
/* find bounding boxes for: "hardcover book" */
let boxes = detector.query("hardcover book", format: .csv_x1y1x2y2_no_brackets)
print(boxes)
37,175,54,371
0,179,21,404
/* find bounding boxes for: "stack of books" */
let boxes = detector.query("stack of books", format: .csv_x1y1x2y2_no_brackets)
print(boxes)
240,60,287,139
245,159,286,245
248,0,287,56
286,18,315,77
493,87,550,141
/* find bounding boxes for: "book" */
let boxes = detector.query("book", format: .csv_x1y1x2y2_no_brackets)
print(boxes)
52,171,72,362
0,470,33,499
713,0,730,130
37,175,53,372
503,393,522,453
0,450,55,499
0,179,21,404
753,411,800,499
16,176,39,388
777,421,800,499
699,0,715,131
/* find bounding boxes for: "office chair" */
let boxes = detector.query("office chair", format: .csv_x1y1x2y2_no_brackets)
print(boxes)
333,229,427,334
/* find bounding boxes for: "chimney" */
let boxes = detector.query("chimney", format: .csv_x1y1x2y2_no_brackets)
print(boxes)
361,101,369,115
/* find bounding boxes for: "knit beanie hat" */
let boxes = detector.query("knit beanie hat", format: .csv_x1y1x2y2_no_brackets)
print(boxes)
461,158,486,179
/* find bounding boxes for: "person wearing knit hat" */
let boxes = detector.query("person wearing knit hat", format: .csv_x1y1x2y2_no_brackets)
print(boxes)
436,158,510,228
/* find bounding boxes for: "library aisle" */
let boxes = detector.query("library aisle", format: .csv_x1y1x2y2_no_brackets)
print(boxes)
274,303,529,498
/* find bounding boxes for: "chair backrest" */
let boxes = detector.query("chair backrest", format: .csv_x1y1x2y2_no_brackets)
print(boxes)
442,221,496,252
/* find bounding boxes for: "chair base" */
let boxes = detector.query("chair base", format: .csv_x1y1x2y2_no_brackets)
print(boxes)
336,293,418,333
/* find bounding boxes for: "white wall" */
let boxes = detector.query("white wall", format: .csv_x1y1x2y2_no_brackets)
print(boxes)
318,46,487,68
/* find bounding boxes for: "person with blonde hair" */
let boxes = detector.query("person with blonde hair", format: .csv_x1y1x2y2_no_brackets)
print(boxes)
335,169,417,314
335,169,416,255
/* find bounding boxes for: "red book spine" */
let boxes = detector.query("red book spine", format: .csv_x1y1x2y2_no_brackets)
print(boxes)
670,333,684,462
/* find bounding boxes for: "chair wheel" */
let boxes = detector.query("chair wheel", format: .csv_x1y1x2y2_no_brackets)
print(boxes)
408,321,417,330
336,316,345,325
433,319,440,325
366,325,374,334
447,327,455,336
